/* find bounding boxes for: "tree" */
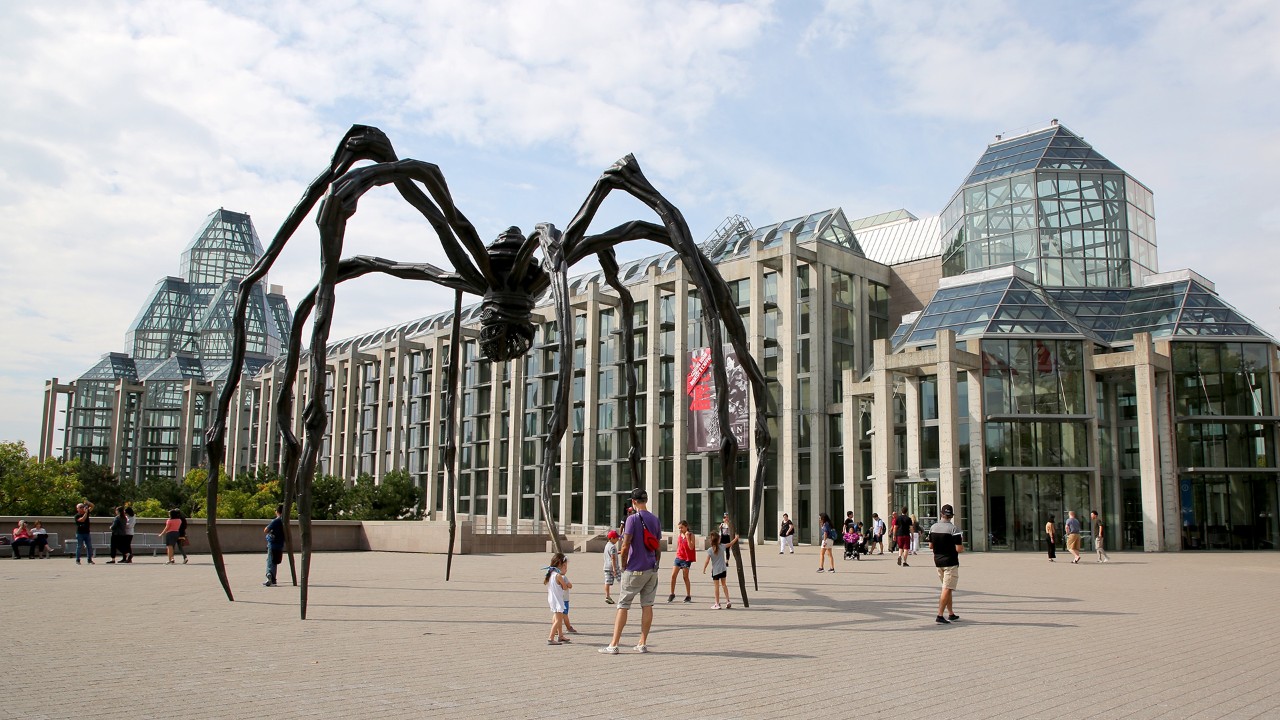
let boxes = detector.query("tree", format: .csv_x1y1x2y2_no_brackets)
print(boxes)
129,476,193,515
0,441,81,516
373,469,425,520
310,474,349,520
77,461,124,512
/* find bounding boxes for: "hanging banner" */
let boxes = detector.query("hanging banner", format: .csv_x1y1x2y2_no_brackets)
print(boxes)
686,346,749,452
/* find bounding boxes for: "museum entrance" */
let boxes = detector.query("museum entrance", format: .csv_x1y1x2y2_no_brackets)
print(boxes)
986,471,1090,551
1180,474,1279,550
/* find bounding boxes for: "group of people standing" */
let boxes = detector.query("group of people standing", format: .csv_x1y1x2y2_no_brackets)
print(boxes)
106,504,139,563
1045,510,1111,564
9,501,194,565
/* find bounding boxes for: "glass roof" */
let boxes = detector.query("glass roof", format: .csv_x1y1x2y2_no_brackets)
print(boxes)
894,274,1274,351
79,353,139,382
962,124,1121,186
703,208,863,262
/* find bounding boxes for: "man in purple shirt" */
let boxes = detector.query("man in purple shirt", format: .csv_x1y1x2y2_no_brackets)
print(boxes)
600,487,662,654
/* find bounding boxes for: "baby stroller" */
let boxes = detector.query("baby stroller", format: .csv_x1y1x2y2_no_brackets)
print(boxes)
843,530,863,560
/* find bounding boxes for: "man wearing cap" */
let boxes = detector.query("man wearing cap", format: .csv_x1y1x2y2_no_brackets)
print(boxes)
600,488,662,654
928,503,963,624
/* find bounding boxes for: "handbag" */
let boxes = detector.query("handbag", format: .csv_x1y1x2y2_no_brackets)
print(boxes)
179,536,190,546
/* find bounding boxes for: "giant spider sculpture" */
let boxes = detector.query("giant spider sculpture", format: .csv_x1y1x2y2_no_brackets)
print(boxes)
203,125,771,618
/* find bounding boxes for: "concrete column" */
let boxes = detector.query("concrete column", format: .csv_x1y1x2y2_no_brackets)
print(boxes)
810,265,829,516
1133,333,1165,551
580,293,600,533
904,376,921,483
965,338,988,551
40,379,72,461
1155,370,1180,550
937,331,961,517
1083,344,1103,516
871,339,894,522
841,371,859,516
777,251,797,533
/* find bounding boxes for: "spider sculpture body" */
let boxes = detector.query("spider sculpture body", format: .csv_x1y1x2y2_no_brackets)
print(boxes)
202,125,771,618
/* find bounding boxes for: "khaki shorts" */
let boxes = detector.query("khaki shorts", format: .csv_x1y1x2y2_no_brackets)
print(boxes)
616,569,659,609
1067,533,1082,552
937,565,959,590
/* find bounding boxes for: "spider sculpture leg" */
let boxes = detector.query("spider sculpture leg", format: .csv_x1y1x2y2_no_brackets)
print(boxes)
554,157,773,604
274,257,473,589
441,291,464,580
203,125,401,601
531,223,570,553
289,159,487,618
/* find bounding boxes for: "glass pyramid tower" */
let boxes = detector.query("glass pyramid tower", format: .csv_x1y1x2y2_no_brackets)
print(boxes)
62,209,291,481
939,122,1158,289
122,209,288,367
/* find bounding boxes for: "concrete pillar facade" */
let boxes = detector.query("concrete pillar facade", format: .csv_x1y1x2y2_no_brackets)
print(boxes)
936,331,961,516
1133,334,1165,551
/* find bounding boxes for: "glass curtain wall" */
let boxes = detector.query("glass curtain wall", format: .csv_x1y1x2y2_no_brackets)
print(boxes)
1173,341,1278,550
982,338,1091,549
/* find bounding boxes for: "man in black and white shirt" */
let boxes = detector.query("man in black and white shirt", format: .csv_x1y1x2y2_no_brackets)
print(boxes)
928,504,963,624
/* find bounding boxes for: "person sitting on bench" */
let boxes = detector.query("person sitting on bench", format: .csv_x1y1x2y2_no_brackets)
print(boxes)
10,520,36,559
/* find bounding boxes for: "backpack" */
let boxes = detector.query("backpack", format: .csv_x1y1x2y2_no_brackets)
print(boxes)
827,525,839,541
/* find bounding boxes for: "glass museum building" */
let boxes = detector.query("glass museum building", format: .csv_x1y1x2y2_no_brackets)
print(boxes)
42,123,1280,552
40,209,292,483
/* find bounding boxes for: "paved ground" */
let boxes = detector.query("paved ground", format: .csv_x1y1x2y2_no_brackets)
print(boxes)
7,546,1279,719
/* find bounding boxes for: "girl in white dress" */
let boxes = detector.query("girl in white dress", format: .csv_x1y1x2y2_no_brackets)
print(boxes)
544,553,573,645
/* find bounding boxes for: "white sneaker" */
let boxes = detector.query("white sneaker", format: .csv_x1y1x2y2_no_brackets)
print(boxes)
711,603,721,609
634,644,649,653
598,646,618,655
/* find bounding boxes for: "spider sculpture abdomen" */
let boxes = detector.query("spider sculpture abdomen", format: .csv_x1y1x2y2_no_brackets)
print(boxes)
478,226,550,361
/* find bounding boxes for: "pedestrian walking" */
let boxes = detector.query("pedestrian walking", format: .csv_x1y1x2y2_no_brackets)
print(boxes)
1066,510,1083,563
1090,511,1111,563
816,512,836,572
157,509,184,565
929,503,963,624
107,507,127,563
870,513,886,554
910,514,922,555
545,552,573,645
778,513,795,554
175,509,189,564
600,488,661,655
122,504,136,563
702,530,735,608
894,506,912,567
718,512,734,568
1045,514,1057,562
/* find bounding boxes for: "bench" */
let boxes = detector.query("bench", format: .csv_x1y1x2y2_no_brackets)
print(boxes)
0,532,61,558
63,531,166,559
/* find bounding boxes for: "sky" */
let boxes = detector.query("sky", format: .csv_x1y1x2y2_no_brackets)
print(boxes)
2,0,1279,451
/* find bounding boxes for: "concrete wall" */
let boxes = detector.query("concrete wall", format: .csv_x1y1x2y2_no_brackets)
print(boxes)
888,257,943,327
5,517,566,555
3,516,363,554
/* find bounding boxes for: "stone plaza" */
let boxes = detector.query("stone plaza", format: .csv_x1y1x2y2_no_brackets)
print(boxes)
7,546,1279,719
